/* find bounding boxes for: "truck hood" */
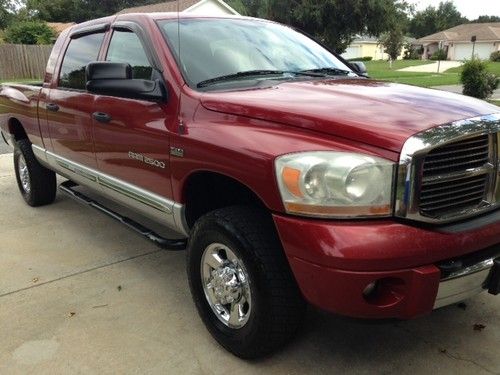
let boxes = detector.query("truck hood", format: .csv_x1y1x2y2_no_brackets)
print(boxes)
200,79,499,153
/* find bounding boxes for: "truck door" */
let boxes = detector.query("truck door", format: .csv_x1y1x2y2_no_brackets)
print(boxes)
91,24,175,200
46,30,106,168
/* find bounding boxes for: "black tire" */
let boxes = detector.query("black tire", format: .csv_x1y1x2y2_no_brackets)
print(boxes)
187,206,306,359
14,139,57,207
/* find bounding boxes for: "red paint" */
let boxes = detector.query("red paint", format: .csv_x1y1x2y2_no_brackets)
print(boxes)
201,79,499,153
1,13,499,319
273,214,500,271
289,257,441,319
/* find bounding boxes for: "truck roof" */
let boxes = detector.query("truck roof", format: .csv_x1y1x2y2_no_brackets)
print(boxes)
68,13,259,36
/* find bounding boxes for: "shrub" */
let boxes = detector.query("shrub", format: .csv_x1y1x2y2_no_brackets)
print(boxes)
403,42,422,60
491,51,500,62
347,56,373,61
4,21,55,45
430,49,447,61
461,59,499,99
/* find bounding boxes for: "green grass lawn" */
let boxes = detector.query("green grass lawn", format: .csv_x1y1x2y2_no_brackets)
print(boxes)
365,60,500,88
0,78,42,84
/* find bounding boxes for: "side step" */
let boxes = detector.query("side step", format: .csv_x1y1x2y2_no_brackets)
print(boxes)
59,180,187,251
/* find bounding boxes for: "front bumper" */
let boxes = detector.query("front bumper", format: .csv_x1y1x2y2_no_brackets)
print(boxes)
273,212,500,319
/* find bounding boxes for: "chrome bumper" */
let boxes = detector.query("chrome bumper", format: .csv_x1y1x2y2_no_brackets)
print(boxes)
434,258,496,309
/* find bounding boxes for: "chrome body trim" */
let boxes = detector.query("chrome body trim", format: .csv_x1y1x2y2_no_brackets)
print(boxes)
31,145,189,237
434,257,496,309
396,113,500,224
32,144,48,162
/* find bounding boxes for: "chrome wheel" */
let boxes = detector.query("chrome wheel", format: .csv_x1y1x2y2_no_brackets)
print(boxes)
18,154,31,194
201,243,252,329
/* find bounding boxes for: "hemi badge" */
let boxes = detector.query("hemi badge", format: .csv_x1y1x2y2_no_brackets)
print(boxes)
170,147,184,158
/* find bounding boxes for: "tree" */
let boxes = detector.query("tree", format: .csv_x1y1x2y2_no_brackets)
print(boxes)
379,28,405,67
470,15,500,23
4,20,55,44
226,0,249,15
237,0,410,53
0,0,16,29
408,1,467,38
24,0,166,23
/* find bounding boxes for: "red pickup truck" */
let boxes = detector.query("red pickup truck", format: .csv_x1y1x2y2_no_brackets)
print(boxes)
1,13,499,358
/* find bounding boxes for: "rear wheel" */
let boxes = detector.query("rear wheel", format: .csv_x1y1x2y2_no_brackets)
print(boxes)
187,206,305,359
14,139,56,206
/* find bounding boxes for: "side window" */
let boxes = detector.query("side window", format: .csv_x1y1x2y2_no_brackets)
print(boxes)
106,30,153,80
59,33,105,90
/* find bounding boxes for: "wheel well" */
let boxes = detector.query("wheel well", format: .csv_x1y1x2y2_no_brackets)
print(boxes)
8,118,28,141
184,172,267,228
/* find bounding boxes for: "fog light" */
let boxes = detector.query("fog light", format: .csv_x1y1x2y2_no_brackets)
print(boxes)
363,281,378,298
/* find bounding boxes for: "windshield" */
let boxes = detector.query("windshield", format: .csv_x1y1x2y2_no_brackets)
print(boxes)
158,18,354,89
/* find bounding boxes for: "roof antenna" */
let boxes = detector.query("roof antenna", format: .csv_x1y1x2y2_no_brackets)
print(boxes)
177,0,186,135
177,0,181,71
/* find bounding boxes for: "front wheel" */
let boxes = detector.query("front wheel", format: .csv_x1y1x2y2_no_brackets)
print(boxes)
14,139,56,206
187,206,305,359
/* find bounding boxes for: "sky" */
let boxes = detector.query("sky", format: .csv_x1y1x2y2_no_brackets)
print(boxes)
409,0,500,20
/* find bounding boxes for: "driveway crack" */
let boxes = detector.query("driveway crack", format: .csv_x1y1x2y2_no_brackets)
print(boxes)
397,325,498,375
0,249,162,298
441,350,498,375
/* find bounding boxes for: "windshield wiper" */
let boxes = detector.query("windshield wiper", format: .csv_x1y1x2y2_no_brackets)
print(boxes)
300,67,351,76
197,70,324,88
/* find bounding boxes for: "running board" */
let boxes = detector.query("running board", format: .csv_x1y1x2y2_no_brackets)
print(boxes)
59,181,186,251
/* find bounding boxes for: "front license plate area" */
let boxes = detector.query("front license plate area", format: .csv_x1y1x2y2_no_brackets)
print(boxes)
487,258,500,295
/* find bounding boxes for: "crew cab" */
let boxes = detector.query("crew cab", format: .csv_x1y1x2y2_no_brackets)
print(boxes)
1,13,499,359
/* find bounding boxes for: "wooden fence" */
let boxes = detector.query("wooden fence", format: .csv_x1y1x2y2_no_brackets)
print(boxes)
0,44,53,81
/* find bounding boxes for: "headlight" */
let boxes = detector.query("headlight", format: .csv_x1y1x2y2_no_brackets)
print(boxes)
275,152,395,218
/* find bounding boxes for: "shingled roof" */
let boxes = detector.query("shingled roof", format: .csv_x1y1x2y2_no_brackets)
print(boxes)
417,22,500,43
117,0,199,14
47,22,76,35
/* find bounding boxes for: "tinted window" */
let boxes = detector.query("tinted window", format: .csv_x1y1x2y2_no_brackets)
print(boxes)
159,19,353,89
59,33,105,90
106,30,153,80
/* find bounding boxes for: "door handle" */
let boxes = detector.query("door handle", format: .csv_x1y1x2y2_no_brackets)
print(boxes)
46,103,59,112
92,112,112,123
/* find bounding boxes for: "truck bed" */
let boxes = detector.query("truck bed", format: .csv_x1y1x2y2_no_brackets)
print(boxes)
0,83,44,148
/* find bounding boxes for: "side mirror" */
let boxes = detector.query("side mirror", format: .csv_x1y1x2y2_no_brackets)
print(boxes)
85,62,167,102
350,61,368,77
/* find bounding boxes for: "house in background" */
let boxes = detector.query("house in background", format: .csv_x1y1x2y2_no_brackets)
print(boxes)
342,35,386,60
416,22,500,60
117,0,239,16
341,35,412,60
46,22,76,36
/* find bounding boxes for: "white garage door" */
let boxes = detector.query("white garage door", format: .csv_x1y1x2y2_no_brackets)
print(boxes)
342,46,361,60
454,43,494,60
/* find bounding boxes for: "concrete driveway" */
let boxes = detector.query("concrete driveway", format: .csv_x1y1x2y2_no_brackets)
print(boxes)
0,141,10,155
0,153,499,374
431,85,500,101
398,61,463,73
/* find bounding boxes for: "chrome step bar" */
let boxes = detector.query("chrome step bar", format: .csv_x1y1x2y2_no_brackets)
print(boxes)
59,180,186,251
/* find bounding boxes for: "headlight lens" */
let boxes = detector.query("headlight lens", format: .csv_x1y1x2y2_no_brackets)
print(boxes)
275,152,395,218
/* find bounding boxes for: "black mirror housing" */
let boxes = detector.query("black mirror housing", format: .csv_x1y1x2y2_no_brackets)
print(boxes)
350,61,368,77
87,78,167,102
85,61,167,102
86,62,132,81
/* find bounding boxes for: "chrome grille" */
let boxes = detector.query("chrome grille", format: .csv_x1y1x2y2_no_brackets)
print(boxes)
419,134,490,218
396,113,500,224
422,135,490,177
420,174,488,217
